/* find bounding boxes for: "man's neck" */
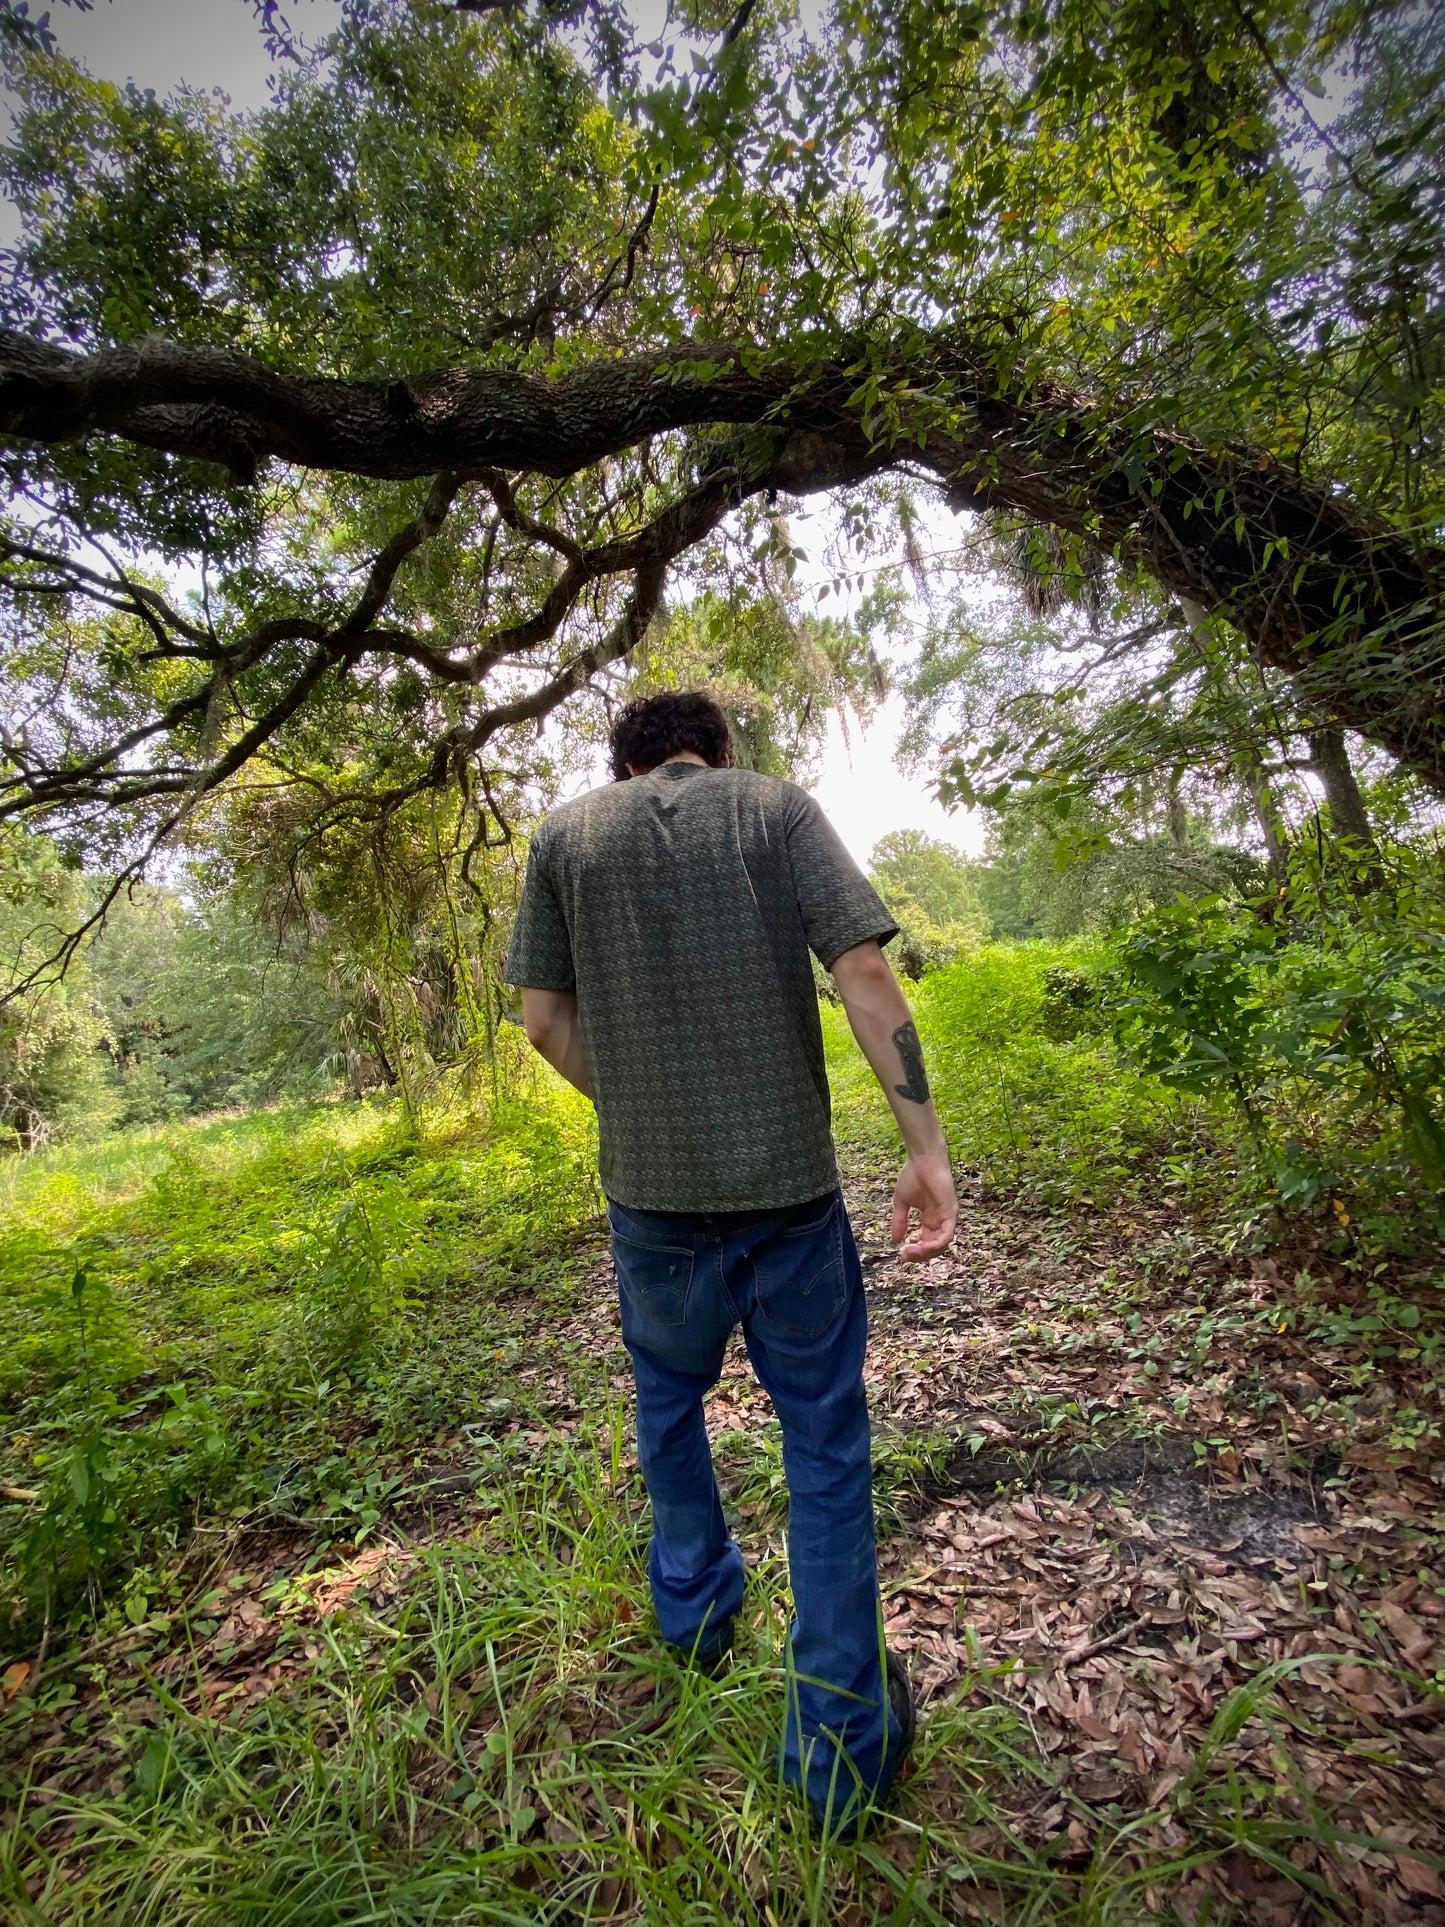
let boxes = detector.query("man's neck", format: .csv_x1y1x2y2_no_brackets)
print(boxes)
627,751,710,777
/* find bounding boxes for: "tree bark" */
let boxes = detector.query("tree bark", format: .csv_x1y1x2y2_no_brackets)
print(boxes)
1238,755,1292,886
1,324,1440,790
1166,770,1189,850
1307,722,1383,884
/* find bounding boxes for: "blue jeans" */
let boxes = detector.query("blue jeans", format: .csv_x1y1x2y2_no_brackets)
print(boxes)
607,1186,903,1823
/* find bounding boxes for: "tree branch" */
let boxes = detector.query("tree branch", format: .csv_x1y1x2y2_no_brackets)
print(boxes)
468,559,667,755
587,184,661,314
0,323,1440,788
340,469,472,633
0,534,214,648
0,328,792,483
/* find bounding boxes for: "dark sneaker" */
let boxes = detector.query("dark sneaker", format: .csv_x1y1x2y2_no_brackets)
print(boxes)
807,1651,917,1840
885,1649,917,1770
669,1617,735,1678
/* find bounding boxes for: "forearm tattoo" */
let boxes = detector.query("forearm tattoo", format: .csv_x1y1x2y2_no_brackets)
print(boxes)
891,1021,931,1104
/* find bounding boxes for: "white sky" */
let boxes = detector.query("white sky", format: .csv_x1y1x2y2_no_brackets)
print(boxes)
35,0,340,98
811,697,981,865
7,0,984,871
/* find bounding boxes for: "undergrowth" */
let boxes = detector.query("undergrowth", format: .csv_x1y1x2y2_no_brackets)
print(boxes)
0,1078,602,1629
2,1406,1403,1927
823,942,1204,1218
828,931,1445,1254
2,944,1441,1922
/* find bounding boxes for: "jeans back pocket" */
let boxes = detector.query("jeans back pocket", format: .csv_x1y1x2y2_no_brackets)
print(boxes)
612,1234,695,1327
752,1200,846,1338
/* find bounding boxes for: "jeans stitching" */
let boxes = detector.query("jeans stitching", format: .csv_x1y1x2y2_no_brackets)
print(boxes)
613,1234,695,1327
716,1237,742,1327
753,1206,847,1337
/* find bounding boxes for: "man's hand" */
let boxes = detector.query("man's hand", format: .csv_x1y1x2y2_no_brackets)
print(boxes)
889,1152,959,1262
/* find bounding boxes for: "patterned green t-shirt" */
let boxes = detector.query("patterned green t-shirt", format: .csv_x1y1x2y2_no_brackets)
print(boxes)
504,762,898,1211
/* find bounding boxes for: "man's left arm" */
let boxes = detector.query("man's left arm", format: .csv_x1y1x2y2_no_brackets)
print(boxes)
521,988,592,1099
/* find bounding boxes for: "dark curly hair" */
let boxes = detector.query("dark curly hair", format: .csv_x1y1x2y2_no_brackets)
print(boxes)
609,691,736,780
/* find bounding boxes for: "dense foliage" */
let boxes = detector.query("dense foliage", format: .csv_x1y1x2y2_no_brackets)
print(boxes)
0,6,1443,1917
1,937,1441,1918
0,0,1439,897
3,920,1438,1635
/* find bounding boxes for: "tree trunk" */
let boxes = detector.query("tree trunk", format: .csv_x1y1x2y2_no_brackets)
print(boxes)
1166,771,1189,850
1238,756,1292,887
1307,723,1383,887
1308,724,1376,851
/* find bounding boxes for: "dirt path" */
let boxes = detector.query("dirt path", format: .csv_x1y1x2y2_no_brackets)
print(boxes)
846,1176,1445,1922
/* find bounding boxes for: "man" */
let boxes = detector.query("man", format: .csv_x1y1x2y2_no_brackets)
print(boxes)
505,689,958,1834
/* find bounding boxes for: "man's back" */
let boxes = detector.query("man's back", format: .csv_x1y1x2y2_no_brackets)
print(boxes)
505,761,896,1211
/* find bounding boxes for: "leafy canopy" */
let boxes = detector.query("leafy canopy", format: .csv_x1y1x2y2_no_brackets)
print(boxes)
0,0,1438,930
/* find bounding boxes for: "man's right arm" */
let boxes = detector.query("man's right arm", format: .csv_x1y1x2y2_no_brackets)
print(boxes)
829,939,959,1261
505,831,587,1093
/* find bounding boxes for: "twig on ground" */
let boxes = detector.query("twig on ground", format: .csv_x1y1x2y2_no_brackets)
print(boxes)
1061,1616,1152,1667
1394,1696,1445,1725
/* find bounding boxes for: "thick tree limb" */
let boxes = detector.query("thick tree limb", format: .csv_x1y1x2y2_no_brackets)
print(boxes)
0,329,791,482
0,323,1440,788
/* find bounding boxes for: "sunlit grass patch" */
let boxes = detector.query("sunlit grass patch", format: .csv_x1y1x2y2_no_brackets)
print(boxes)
0,1099,394,1240
0,1083,606,1629
823,944,1217,1221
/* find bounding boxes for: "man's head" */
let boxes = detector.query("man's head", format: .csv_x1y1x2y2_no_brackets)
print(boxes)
609,691,736,781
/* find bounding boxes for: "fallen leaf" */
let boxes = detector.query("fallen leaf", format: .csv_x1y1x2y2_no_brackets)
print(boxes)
1074,1770,1127,1803
1337,1663,1390,1715
1,1661,29,1703
1380,1604,1436,1664
1147,1768,1183,1808
1396,1856,1445,1898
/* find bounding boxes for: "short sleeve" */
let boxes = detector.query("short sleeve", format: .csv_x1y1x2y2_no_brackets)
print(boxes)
783,789,899,968
504,835,576,991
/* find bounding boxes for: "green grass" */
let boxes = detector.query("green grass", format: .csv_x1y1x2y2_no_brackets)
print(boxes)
3,950,1440,1921
0,1068,604,1627
0,1407,1061,1926
6,1405,1368,1927
824,941,1204,1214
9,1412,1412,1926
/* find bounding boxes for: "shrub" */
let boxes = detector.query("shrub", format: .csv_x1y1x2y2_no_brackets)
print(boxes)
825,940,1194,1210
1100,893,1445,1246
